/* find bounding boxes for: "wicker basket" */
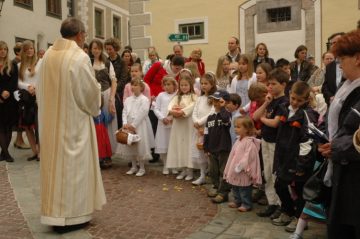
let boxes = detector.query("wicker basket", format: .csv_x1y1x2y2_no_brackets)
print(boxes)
116,129,129,145
196,142,204,150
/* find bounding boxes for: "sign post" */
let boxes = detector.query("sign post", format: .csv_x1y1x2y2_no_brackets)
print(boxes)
168,33,189,42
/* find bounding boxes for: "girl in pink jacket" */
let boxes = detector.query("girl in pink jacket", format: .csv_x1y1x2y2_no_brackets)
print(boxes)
224,116,262,212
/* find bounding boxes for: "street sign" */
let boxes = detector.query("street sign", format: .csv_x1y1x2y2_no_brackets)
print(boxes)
168,33,189,42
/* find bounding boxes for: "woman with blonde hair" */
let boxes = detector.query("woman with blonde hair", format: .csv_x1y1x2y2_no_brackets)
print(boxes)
215,56,231,91
18,40,41,161
0,41,18,162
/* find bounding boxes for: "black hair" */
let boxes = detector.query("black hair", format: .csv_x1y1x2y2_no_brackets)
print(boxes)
276,58,290,68
229,93,242,106
171,55,185,67
269,68,289,85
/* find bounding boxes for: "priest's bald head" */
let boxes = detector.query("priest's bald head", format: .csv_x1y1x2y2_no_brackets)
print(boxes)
60,17,86,48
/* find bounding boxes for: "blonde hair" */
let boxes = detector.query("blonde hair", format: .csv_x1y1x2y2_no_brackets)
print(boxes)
248,83,267,101
184,62,200,79
177,73,195,104
215,55,231,79
0,41,12,76
131,77,145,92
162,75,178,90
235,116,256,136
237,54,253,79
19,40,37,80
201,72,217,96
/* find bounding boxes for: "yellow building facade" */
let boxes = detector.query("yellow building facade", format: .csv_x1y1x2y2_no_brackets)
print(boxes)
130,0,360,71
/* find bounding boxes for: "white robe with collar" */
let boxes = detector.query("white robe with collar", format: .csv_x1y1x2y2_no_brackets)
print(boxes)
37,38,106,226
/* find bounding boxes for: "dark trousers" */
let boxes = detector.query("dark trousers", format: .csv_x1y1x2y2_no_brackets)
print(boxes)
115,93,123,129
232,185,253,209
275,177,305,218
148,109,159,160
148,110,158,136
328,224,360,239
209,151,231,196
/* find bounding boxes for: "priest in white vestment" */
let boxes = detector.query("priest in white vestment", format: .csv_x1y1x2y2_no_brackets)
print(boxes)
37,17,106,227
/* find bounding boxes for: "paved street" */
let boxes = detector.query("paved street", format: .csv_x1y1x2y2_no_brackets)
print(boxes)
0,140,327,239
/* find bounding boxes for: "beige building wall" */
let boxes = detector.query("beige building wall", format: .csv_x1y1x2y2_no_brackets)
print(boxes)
0,0,68,59
82,0,129,46
145,0,246,72
321,0,360,52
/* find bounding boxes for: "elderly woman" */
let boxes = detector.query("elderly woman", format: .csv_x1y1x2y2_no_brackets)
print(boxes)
318,29,360,239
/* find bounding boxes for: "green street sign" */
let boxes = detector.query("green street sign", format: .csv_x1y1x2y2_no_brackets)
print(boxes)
168,33,189,42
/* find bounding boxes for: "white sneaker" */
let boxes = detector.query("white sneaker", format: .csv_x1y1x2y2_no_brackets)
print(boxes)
126,167,137,175
176,170,187,180
192,177,206,185
185,175,194,181
172,169,179,174
162,168,170,175
136,169,145,177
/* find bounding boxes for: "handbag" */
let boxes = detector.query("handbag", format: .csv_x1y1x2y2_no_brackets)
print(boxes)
303,159,331,205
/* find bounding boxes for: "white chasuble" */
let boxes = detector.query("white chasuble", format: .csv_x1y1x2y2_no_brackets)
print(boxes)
37,38,106,226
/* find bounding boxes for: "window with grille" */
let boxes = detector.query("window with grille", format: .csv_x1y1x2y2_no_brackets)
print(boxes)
47,0,62,18
179,22,204,40
267,7,291,23
113,16,121,39
95,9,104,38
14,0,33,10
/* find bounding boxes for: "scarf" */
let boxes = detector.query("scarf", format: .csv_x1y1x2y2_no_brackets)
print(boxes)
325,78,360,186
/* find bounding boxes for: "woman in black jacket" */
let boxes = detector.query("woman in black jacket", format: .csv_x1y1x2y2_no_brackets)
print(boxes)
0,41,18,162
253,43,275,71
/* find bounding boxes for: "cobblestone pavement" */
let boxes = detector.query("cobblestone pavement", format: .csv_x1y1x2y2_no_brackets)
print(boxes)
2,141,327,239
87,162,218,239
0,164,33,239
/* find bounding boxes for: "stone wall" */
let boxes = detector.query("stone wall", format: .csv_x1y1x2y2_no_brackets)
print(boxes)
129,0,151,61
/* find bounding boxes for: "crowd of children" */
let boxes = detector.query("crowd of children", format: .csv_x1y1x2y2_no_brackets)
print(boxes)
86,41,330,239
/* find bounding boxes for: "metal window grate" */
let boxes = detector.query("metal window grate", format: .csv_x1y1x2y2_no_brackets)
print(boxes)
267,7,291,22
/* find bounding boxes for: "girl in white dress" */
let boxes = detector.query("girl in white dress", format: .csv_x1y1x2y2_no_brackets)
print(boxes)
191,72,217,185
166,70,197,180
121,78,155,177
228,54,257,107
153,76,177,175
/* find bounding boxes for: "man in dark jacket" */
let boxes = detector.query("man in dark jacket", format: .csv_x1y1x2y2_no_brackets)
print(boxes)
321,32,345,105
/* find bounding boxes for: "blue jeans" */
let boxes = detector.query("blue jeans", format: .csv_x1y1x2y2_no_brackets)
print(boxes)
232,185,253,209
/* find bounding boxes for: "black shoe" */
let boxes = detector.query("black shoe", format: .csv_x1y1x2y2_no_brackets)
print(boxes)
269,207,282,220
149,155,159,163
27,155,38,161
0,152,4,161
257,205,278,217
5,156,14,162
53,222,89,233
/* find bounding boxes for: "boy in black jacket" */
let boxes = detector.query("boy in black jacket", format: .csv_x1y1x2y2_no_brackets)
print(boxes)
204,90,232,203
272,81,317,232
